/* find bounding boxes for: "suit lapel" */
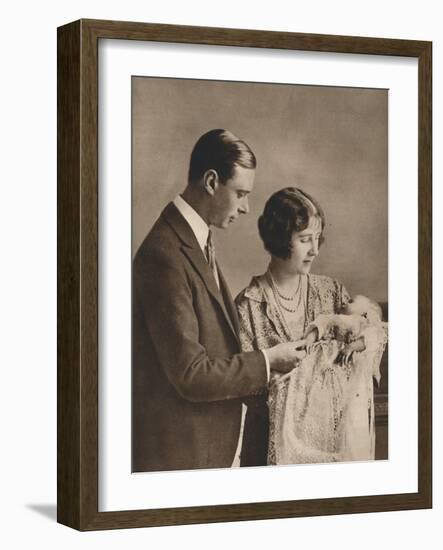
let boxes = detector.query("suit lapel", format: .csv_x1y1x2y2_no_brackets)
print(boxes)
163,203,239,341
217,266,240,336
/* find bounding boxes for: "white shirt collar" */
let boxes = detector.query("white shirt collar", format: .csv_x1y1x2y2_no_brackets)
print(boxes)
173,195,209,252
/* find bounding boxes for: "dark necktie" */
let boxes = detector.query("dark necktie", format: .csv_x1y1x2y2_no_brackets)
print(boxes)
206,230,220,288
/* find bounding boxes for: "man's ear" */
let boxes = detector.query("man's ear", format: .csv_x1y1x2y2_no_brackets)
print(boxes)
203,169,219,196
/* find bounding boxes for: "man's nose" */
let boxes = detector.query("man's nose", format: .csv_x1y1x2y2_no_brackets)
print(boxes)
239,198,249,214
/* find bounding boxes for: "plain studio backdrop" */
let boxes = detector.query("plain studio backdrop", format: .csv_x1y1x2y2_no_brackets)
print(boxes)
1,1,441,549
133,78,387,301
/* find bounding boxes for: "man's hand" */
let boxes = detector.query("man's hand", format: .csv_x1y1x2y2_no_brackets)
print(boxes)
267,340,307,374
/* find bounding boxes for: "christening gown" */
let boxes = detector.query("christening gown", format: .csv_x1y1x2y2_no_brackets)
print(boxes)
235,273,388,466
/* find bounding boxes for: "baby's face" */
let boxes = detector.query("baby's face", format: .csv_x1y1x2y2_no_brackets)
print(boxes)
343,295,372,317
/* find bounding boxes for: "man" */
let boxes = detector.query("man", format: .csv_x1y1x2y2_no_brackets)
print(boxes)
132,129,304,472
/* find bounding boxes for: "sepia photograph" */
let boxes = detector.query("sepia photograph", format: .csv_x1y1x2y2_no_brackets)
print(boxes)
55,17,432,531
131,76,389,474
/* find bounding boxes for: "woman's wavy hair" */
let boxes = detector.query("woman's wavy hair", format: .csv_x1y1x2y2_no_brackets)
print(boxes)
258,187,325,260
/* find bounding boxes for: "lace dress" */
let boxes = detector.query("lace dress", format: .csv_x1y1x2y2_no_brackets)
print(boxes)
235,273,387,466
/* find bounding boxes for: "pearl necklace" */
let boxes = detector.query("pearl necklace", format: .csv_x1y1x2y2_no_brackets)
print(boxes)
268,271,305,313
272,272,302,301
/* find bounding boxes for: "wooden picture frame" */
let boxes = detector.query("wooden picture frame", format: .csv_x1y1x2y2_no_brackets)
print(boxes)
57,18,432,530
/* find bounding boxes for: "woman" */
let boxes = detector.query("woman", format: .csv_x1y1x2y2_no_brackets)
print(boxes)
236,187,386,466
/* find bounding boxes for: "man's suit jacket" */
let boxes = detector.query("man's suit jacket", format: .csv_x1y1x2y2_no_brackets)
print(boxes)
132,202,267,472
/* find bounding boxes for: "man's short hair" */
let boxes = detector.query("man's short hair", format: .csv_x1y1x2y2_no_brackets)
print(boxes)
188,129,256,184
258,187,326,260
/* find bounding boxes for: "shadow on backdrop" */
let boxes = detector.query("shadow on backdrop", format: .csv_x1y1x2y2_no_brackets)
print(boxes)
26,504,57,522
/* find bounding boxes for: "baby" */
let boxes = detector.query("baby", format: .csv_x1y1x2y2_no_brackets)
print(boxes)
303,295,384,366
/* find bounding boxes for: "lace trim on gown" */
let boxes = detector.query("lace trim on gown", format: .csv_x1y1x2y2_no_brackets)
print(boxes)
268,329,387,465
236,273,387,466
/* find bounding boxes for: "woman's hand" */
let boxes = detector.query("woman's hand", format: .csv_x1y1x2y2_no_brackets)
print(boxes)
303,327,318,355
336,337,366,366
304,330,321,355
336,345,354,366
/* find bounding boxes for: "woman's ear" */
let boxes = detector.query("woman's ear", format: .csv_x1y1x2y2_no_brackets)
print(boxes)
203,169,219,196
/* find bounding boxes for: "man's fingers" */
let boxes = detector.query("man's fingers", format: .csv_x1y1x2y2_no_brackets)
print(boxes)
293,338,307,349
